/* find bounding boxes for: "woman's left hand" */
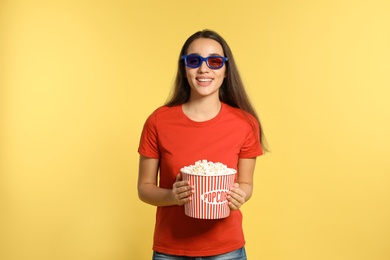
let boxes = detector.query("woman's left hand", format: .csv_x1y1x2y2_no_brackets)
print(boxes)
227,183,246,210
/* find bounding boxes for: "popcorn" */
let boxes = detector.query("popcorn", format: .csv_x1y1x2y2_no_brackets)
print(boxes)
180,160,236,175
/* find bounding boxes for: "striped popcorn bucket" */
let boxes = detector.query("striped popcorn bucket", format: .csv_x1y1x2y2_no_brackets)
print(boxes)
181,171,236,219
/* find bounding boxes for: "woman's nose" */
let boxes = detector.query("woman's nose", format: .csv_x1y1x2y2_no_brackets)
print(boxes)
197,60,209,72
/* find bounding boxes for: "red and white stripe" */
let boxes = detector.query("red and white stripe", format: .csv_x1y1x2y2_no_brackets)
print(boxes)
182,172,235,219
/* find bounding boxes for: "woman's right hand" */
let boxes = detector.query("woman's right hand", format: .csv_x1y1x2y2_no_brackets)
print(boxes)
172,173,194,206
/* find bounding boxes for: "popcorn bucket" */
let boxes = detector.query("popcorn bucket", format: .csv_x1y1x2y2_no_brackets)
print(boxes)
181,171,236,219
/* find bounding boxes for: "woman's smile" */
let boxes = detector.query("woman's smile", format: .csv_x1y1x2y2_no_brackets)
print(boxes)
196,77,213,86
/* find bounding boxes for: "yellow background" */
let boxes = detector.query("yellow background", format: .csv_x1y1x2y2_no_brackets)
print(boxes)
1,0,389,259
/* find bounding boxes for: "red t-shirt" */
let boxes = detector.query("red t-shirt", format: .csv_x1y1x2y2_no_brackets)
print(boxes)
138,102,263,257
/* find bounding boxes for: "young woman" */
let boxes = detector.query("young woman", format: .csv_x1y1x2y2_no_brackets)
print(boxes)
138,29,266,259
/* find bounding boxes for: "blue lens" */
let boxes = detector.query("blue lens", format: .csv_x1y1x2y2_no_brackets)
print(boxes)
186,55,201,67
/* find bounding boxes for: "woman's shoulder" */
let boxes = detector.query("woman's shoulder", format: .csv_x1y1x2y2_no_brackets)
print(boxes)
150,105,180,115
146,105,181,122
222,103,257,122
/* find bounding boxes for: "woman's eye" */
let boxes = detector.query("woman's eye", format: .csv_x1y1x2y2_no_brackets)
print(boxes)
209,58,222,66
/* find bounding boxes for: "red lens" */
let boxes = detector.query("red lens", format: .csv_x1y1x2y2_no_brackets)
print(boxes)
207,57,223,68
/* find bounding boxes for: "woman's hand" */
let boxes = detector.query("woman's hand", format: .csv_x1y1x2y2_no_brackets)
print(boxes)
227,183,247,210
172,173,194,206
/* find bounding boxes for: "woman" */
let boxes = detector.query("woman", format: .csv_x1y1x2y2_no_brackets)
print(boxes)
138,29,266,259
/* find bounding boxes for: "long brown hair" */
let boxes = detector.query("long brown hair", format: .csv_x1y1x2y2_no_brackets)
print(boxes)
165,29,267,151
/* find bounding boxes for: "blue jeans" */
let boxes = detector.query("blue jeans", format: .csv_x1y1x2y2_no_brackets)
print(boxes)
152,247,247,260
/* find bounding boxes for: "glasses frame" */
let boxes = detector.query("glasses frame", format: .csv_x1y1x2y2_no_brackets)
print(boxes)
181,54,228,70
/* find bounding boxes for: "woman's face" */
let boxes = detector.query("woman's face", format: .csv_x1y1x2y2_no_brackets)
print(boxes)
184,38,227,100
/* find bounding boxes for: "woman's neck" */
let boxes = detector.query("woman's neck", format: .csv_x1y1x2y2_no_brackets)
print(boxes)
182,98,222,122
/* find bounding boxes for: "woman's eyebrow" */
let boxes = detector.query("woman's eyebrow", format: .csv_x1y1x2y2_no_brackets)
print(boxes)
209,52,223,56
187,52,224,56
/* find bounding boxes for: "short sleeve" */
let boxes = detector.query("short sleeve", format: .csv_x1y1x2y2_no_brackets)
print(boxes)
239,114,263,158
138,113,160,159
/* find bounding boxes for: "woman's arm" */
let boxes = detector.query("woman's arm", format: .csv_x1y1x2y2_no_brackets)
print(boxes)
137,155,193,207
228,157,257,210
